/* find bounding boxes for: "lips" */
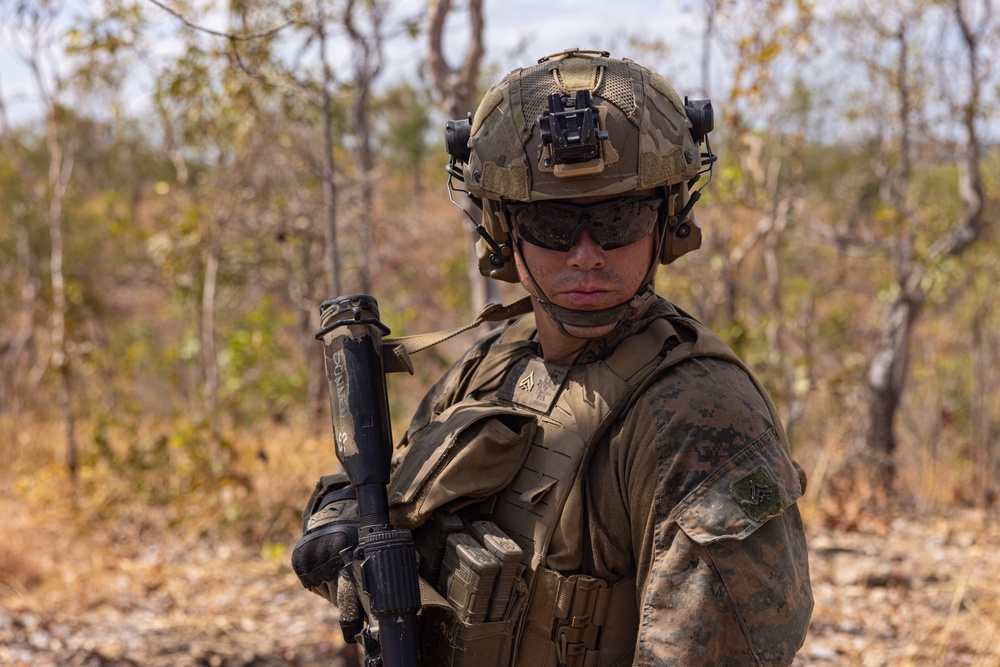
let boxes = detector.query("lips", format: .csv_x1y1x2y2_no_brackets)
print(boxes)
557,286,617,309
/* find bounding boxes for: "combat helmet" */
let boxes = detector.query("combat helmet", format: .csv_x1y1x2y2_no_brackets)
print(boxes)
445,48,716,332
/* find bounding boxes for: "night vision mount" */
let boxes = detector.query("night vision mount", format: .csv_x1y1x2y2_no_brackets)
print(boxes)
538,89,610,176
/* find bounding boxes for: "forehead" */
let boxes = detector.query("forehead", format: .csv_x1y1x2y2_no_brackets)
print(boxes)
562,187,658,205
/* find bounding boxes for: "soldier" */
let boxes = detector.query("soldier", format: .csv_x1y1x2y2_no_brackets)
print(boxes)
293,48,813,666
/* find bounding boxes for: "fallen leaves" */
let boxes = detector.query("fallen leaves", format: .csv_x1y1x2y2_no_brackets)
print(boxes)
795,511,1000,667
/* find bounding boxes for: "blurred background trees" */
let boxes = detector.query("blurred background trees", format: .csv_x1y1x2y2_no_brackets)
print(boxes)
1,0,998,516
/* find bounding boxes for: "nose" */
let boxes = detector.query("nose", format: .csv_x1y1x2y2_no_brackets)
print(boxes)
566,229,606,271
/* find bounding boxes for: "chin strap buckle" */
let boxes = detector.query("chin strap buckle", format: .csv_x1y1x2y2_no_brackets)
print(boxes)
628,285,655,309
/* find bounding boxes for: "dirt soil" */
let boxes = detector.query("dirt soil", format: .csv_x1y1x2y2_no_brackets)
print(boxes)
3,500,1000,667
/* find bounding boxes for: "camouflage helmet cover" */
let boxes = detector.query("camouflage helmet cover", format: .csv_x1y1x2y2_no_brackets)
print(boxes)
463,49,707,282
464,48,702,201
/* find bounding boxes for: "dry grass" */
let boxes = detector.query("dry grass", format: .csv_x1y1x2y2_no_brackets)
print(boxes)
3,414,1000,666
1,414,350,666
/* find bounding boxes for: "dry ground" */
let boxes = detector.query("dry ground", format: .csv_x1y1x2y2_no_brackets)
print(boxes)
2,427,999,666
797,510,1000,666
5,506,999,666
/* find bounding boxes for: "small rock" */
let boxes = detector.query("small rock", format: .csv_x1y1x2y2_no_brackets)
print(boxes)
808,645,841,660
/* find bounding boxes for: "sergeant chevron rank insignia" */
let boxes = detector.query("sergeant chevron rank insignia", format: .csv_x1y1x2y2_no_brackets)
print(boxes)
518,372,535,392
499,356,569,412
731,464,785,522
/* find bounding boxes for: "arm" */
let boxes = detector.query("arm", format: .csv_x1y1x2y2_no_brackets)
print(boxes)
628,358,813,666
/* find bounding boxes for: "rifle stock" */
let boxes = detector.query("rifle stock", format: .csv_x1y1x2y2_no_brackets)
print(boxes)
318,295,422,667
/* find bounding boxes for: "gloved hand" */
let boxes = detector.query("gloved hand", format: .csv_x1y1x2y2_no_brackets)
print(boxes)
291,473,360,604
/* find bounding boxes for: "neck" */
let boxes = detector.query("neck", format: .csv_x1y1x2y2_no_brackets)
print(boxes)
532,303,589,365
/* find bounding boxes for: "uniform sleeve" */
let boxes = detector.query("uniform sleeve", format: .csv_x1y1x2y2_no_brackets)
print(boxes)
629,358,813,667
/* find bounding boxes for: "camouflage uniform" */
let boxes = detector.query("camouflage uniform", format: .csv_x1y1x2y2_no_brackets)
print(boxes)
391,297,813,666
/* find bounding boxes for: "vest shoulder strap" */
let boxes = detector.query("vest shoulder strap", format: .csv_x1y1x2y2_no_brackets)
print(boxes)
382,297,534,374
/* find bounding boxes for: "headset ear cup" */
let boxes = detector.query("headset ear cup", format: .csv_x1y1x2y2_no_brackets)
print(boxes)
477,201,520,283
660,186,703,265
661,212,702,264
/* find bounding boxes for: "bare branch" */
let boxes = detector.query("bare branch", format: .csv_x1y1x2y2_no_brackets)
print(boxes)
926,0,988,259
427,0,483,118
227,40,323,109
427,0,451,104
144,0,292,41
460,0,484,97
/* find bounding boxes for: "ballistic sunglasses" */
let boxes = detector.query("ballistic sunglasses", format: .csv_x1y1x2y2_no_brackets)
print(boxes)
504,195,664,252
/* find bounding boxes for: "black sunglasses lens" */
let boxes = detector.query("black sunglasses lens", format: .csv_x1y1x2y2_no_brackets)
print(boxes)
508,196,662,251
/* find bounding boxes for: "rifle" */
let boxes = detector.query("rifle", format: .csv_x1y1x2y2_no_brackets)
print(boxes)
317,294,422,667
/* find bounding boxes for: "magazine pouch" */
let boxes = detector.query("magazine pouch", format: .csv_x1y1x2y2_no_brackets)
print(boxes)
419,580,526,667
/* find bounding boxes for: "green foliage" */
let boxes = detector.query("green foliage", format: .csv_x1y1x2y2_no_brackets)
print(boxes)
374,81,434,186
218,296,306,420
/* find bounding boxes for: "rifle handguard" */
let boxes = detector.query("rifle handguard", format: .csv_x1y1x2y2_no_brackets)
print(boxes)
318,295,423,667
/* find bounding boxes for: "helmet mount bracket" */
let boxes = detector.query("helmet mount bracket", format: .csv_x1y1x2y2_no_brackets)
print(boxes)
538,90,611,178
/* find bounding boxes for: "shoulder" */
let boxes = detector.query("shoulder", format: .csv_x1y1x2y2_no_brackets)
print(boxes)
624,359,812,663
643,355,774,443
613,355,782,510
628,354,776,451
622,354,806,549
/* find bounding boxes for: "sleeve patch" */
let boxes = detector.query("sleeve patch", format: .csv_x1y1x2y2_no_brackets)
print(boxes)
670,428,803,545
730,464,785,523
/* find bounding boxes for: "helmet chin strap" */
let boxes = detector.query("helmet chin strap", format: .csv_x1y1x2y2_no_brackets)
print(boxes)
535,283,655,334
511,221,667,340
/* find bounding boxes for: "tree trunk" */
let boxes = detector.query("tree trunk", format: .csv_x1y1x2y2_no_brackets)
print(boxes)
318,17,341,298
861,20,916,494
1,207,39,413
280,229,326,424
201,230,220,414
866,289,921,487
345,0,385,296
700,0,720,97
45,108,78,479
862,1,989,492
0,88,41,414
427,0,497,314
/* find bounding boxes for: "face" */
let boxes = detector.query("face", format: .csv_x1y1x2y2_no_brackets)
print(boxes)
511,189,659,340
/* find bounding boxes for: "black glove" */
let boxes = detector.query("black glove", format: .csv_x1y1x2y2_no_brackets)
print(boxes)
291,473,359,603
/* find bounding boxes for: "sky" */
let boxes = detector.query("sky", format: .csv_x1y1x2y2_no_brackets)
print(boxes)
393,0,711,93
0,0,715,125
